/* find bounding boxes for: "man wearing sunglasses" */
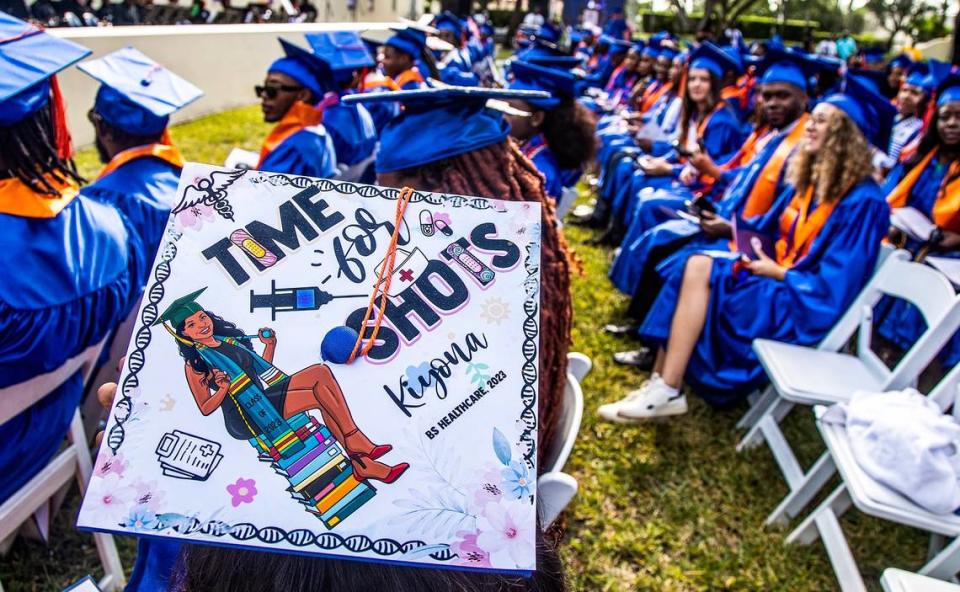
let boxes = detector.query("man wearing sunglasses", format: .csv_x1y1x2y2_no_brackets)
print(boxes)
255,38,338,179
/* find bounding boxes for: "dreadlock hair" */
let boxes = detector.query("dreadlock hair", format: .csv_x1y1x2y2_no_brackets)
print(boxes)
0,102,84,196
541,97,598,171
176,312,252,377
393,140,574,472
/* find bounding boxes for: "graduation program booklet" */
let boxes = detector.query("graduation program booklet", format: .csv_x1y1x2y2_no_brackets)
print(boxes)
78,163,542,574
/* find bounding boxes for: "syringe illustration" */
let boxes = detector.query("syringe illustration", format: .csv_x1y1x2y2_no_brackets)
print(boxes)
250,280,367,321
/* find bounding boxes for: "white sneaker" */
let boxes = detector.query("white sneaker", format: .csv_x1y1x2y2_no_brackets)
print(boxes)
615,377,688,420
597,374,660,423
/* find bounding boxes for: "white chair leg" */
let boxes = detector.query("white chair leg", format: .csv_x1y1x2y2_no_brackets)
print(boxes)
735,385,777,430
766,452,837,526
786,485,853,545
920,536,960,581
94,532,126,591
737,398,795,452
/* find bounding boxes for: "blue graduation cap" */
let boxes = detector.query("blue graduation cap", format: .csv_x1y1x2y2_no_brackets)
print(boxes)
508,60,580,109
480,23,494,37
519,54,583,70
937,71,960,107
905,59,951,94
535,22,562,44
384,27,427,60
848,67,886,93
433,11,463,37
342,86,549,173
688,42,743,78
823,74,897,147
756,47,823,91
600,35,632,56
659,46,679,61
889,53,913,70
305,31,375,86
268,38,334,100
0,12,91,127
78,47,203,136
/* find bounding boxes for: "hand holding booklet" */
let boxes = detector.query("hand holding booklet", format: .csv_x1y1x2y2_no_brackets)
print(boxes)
733,217,776,261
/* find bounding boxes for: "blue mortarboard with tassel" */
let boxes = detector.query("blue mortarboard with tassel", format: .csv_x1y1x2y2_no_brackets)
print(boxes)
384,27,427,60
305,31,375,85
688,41,743,78
824,73,897,147
756,47,824,91
268,38,335,100
508,60,581,110
0,12,91,127
343,86,549,172
79,47,203,136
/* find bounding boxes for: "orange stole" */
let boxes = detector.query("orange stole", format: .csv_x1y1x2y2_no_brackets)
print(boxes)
392,68,425,89
775,186,837,268
740,114,809,218
0,175,79,219
640,80,672,113
886,148,960,233
97,143,185,180
257,101,323,169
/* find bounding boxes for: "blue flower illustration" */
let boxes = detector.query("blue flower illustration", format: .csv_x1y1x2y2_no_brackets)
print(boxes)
500,461,533,500
123,505,158,531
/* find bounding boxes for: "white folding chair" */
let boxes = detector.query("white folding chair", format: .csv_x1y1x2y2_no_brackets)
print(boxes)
737,250,960,525
538,373,584,526
881,568,960,592
786,377,960,592
0,338,125,592
566,352,593,385
555,186,580,224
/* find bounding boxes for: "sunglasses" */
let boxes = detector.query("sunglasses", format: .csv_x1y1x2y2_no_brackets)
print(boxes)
255,84,304,99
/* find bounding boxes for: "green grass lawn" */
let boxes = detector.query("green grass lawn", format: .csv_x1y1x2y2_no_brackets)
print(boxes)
0,105,930,590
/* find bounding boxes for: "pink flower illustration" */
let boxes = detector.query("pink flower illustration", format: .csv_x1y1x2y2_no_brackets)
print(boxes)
176,203,215,231
451,529,492,568
94,452,127,478
477,502,535,568
132,480,165,512
227,478,257,507
473,469,504,507
86,473,136,524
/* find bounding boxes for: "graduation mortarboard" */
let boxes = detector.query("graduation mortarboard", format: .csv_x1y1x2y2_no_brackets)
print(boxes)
688,41,743,79
534,22,562,44
848,67,887,92
305,31,375,85
508,60,581,109
78,47,203,136
433,11,464,37
756,47,823,92
268,38,334,100
342,86,549,173
0,12,91,127
902,60,943,93
480,23,494,37
889,53,913,70
823,74,897,148
384,27,427,60
153,287,208,328
518,54,583,70
601,36,632,56
937,71,960,107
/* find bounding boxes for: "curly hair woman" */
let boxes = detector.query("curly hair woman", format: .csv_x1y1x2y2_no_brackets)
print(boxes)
598,82,892,418
505,60,597,201
345,88,573,470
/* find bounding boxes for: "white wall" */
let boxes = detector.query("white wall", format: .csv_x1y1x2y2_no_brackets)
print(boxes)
48,21,416,146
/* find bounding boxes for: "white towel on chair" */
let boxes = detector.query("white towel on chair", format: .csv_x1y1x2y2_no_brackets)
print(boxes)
822,389,960,515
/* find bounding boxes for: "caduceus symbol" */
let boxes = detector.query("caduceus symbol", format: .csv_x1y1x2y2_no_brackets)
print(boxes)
172,169,247,222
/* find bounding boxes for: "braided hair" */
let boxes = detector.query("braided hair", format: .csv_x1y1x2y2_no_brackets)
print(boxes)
396,140,574,471
0,102,84,196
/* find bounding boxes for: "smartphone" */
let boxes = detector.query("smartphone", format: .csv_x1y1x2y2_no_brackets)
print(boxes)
692,195,716,214
673,143,694,158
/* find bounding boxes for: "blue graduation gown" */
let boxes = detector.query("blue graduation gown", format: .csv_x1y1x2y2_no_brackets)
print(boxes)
0,191,135,505
259,127,338,179
84,155,180,288
523,135,563,200
323,101,377,167
639,179,890,405
876,158,960,365
609,124,795,294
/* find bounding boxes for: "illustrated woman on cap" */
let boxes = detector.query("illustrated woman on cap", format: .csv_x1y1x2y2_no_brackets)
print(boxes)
157,288,408,484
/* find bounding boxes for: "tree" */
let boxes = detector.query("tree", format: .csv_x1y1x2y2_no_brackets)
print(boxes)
866,0,934,49
697,0,764,35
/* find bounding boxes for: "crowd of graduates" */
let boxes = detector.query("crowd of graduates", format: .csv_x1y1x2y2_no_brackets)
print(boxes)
2,3,960,589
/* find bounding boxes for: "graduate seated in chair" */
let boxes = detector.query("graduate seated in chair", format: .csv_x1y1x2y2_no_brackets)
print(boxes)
432,11,479,87
81,47,202,289
598,75,893,419
344,87,573,470
0,7,136,544
505,60,597,202
254,38,338,179
381,27,428,91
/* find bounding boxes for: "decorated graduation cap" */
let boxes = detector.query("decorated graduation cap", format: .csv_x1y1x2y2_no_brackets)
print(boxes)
268,38,334,100
433,11,463,37
384,27,427,60
823,74,897,148
153,287,208,329
342,86,549,173
0,12,91,127
688,41,743,78
756,47,822,92
305,31,375,85
78,47,203,136
508,60,580,109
